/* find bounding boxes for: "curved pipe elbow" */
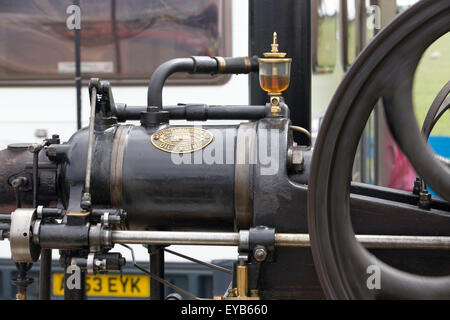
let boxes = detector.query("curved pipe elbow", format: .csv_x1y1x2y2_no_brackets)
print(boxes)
147,56,259,109
147,58,195,109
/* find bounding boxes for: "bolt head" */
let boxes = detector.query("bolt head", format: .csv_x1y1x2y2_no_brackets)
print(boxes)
253,248,267,262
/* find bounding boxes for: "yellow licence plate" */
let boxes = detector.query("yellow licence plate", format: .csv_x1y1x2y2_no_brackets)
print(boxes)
53,273,150,298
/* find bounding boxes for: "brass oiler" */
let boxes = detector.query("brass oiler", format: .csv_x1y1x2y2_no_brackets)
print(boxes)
258,32,292,116
214,264,260,300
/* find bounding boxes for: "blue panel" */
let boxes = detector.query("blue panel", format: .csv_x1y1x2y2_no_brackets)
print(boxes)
428,136,450,198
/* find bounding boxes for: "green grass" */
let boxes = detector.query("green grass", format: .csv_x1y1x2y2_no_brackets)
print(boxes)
316,17,337,70
316,18,449,135
413,32,450,136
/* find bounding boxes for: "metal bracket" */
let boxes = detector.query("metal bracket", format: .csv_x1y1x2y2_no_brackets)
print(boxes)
88,78,115,117
228,226,275,300
249,226,275,262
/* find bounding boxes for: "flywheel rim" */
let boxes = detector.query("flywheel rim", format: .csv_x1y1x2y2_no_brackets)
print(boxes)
308,0,450,299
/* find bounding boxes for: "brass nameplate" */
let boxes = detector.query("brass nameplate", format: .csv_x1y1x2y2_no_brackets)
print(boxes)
151,127,213,154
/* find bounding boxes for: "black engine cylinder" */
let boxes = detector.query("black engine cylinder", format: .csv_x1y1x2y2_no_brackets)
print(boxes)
61,124,241,231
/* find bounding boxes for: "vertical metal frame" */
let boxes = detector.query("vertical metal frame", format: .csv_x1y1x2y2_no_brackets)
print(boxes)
248,0,311,145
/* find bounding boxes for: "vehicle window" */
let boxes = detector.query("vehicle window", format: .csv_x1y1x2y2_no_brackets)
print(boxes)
343,0,377,70
0,0,231,86
312,0,338,74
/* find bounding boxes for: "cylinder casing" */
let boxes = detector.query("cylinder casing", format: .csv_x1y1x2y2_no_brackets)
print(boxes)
61,124,239,231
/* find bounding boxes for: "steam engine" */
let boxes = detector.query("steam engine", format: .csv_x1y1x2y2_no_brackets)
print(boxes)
0,0,450,300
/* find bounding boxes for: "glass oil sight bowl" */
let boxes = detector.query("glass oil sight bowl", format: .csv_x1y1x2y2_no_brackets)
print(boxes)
258,32,292,96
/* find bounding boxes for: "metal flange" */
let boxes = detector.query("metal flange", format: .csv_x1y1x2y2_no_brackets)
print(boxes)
10,209,41,262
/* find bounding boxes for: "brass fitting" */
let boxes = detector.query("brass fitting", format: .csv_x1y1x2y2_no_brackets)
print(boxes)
269,94,282,116
214,264,260,300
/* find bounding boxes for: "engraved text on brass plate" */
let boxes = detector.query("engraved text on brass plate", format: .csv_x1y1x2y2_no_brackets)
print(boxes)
150,127,214,153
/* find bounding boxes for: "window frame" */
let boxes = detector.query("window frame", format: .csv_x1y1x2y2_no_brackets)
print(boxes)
0,0,232,87
311,0,339,75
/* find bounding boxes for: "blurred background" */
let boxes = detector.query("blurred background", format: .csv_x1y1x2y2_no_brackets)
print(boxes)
0,0,447,299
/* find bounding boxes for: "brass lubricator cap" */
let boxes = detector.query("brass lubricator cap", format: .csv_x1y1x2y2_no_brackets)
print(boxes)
263,32,287,58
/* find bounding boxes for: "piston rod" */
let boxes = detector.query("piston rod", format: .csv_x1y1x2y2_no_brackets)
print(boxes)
110,231,450,250
274,233,450,250
111,231,240,246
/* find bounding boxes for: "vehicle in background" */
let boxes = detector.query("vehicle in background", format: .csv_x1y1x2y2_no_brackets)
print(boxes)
0,258,233,299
